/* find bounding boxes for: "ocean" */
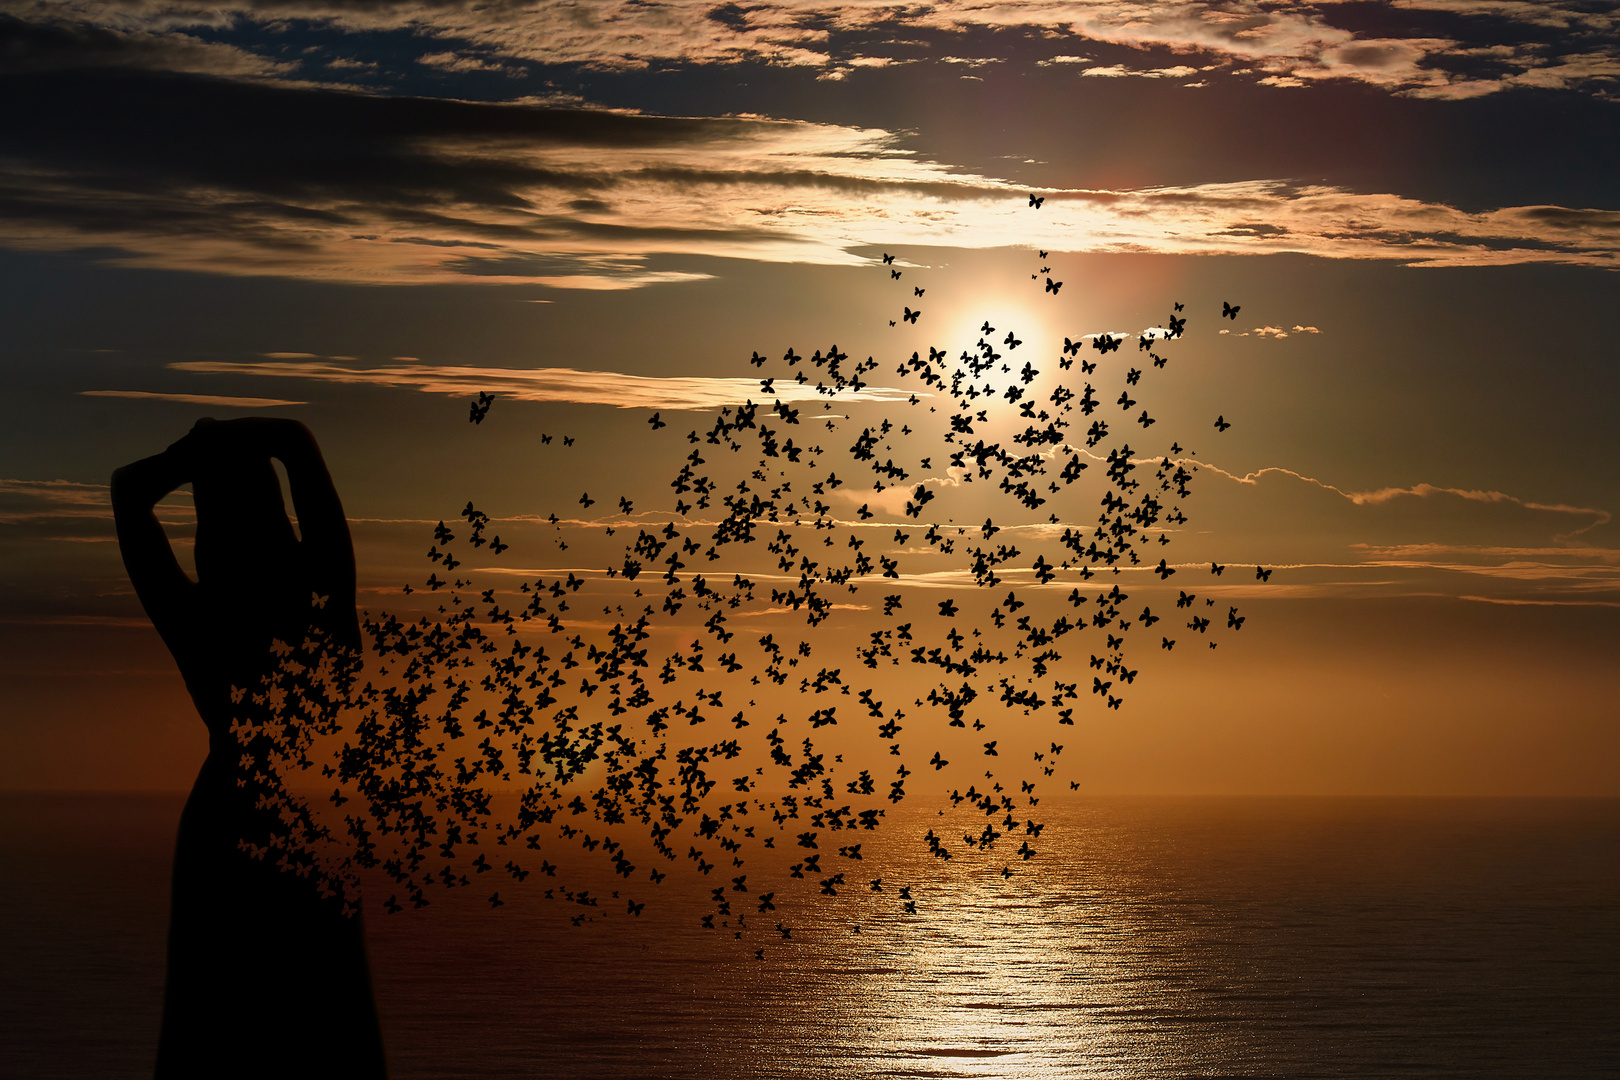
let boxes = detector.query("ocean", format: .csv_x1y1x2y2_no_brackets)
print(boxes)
3,794,1616,1079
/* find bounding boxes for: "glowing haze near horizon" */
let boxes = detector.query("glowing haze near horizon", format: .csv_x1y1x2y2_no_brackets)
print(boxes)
0,0,1617,797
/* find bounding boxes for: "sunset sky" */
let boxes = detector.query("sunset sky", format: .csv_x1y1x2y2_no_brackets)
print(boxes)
2,0,1617,798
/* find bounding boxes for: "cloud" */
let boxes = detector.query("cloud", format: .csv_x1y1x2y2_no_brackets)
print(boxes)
1194,462,1612,537
0,477,192,528
167,360,919,410
0,12,294,78
18,0,1620,98
1081,64,1201,78
1,68,1617,289
80,390,306,407
0,478,111,523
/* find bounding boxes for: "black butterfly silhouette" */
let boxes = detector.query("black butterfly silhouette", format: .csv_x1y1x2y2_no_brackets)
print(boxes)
1223,301,1240,319
903,307,920,324
1214,415,1232,432
1029,194,1045,208
1045,277,1062,295
648,412,666,430
882,253,895,264
1256,566,1273,582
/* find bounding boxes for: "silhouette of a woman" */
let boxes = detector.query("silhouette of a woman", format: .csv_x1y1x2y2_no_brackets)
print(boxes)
113,418,387,1079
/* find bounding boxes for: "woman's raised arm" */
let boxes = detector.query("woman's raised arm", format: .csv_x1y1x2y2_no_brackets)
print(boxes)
111,444,195,640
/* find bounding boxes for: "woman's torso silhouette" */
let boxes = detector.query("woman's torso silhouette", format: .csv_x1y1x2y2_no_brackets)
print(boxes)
113,418,386,1079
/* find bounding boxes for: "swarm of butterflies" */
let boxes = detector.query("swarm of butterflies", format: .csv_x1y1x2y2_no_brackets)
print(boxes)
231,197,1272,949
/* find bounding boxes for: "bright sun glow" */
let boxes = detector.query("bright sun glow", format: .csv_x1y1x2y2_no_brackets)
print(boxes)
939,292,1061,397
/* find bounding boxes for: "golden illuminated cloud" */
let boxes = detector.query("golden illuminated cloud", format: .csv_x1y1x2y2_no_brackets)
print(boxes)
2,91,1615,288
168,360,919,409
17,0,1619,96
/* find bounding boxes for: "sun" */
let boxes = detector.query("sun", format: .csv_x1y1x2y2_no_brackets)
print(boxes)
931,288,1068,402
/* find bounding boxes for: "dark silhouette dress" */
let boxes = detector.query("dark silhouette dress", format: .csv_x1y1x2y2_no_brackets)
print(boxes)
113,418,387,1079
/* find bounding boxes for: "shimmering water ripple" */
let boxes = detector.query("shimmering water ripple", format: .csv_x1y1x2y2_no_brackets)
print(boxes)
4,796,1616,1079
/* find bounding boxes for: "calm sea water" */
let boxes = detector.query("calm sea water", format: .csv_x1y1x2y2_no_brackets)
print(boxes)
3,794,1616,1079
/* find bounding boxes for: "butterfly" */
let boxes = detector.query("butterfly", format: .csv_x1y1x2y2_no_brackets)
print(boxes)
1045,277,1062,295
311,592,329,608
562,436,574,446
627,899,645,916
1256,566,1273,582
891,269,901,279
1004,331,1021,349
648,412,665,429
914,287,925,297
903,307,920,324
1214,415,1232,432
1039,250,1048,259
1028,193,1045,208
882,253,895,264
540,433,552,443
580,492,595,507
1222,301,1240,320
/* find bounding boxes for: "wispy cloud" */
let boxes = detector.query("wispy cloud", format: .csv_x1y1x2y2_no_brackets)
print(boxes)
0,478,195,533
1192,461,1613,537
1,71,1615,288
80,390,306,407
168,360,918,410
12,1,1618,99
0,478,112,523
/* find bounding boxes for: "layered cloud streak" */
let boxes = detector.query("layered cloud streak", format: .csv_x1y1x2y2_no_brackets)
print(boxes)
8,1,1618,99
1,70,1615,288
